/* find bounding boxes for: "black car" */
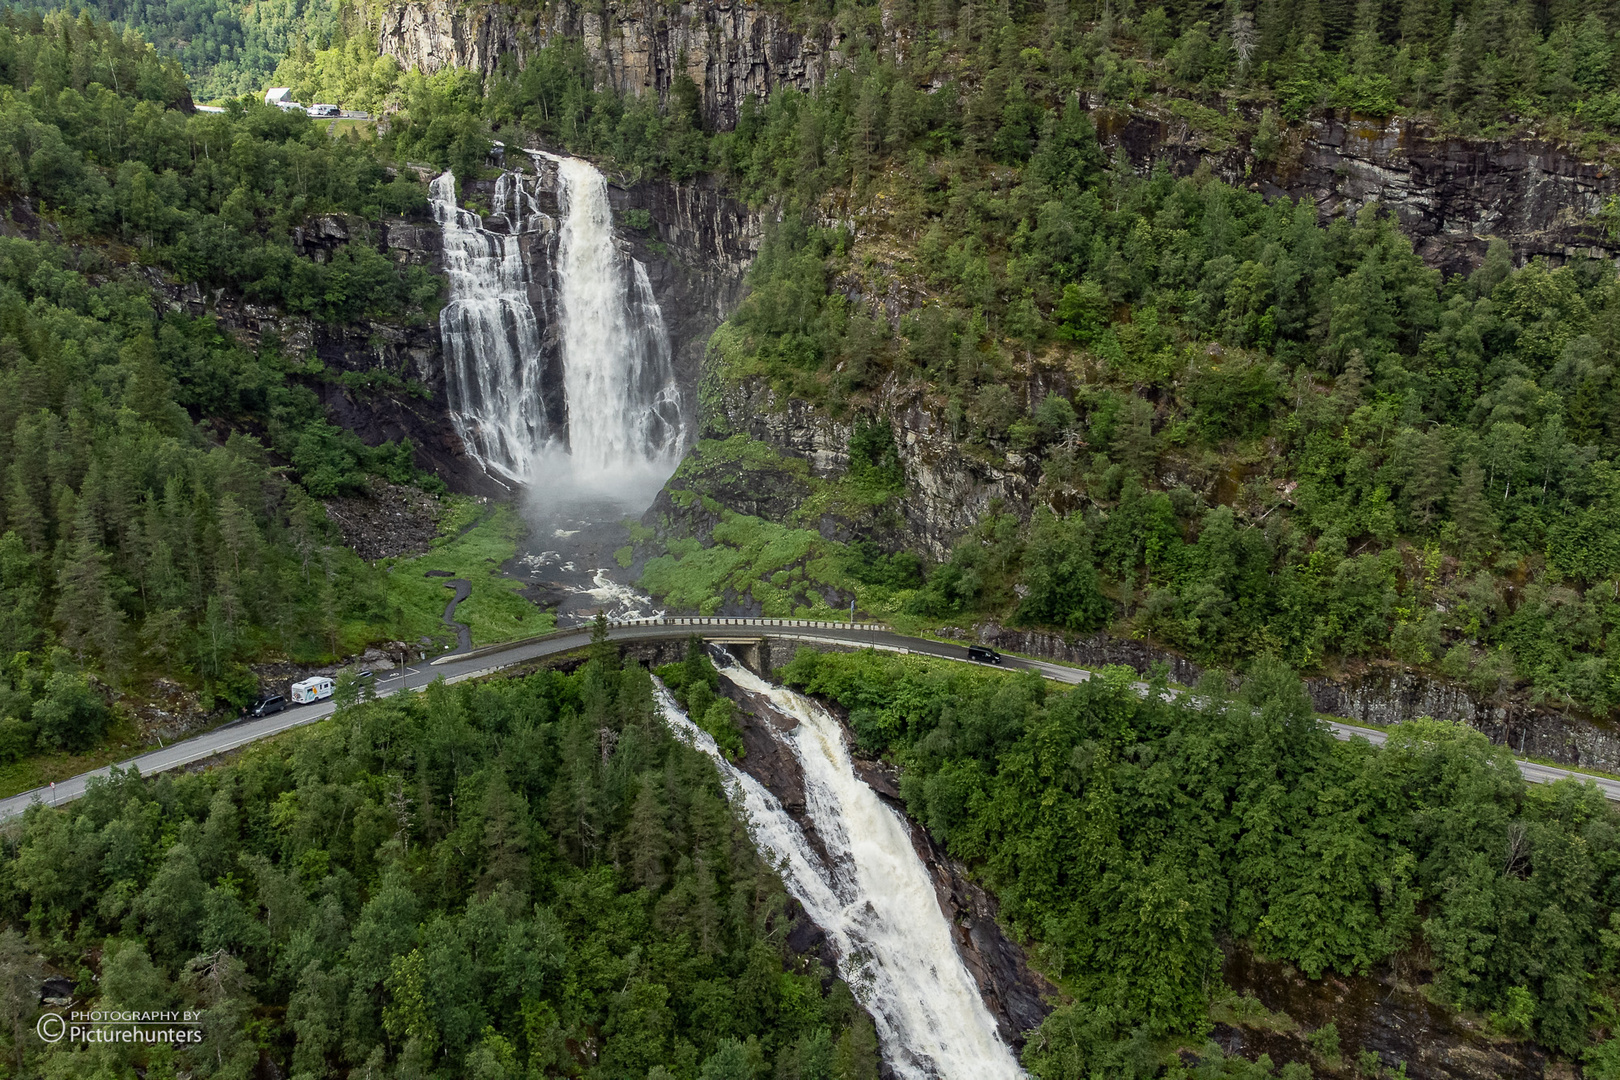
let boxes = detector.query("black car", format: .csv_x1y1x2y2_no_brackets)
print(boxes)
967,645,1003,665
356,669,375,681
246,694,287,718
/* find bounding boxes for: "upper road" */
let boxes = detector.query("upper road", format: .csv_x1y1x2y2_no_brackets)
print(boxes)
2,617,1614,820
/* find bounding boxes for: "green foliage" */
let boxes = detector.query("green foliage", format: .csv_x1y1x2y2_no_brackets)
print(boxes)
640,38,1620,718
1305,1022,1341,1065
30,672,109,751
847,418,904,495
657,638,744,759
0,12,436,323
1,661,878,1077
784,649,1620,1065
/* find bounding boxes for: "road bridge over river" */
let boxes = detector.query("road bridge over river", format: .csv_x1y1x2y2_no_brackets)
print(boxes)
2,617,1615,820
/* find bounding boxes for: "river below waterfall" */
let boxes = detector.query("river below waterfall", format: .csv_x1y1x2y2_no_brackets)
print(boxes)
656,657,1028,1079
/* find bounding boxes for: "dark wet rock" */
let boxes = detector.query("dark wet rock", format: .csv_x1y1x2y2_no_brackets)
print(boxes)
899,820,1056,1050
322,479,445,561
40,975,73,1005
1219,943,1550,1080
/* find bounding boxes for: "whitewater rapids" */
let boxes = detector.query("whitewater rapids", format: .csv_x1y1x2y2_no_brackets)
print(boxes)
655,664,1024,1079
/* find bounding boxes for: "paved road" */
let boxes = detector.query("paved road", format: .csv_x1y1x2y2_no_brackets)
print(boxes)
2,617,1615,820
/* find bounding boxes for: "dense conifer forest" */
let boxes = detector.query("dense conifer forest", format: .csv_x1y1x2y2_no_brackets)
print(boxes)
784,647,1620,1077
0,647,882,1078
0,14,450,761
1,1,1619,1077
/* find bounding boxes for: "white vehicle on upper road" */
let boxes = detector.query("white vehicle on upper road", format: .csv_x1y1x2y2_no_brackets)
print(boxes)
290,677,334,704
306,103,340,117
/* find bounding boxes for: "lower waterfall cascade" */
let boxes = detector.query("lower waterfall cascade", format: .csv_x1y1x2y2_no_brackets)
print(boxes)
430,154,685,491
655,661,1026,1080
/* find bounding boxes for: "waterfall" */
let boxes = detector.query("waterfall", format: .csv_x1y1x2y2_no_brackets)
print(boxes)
655,667,1025,1080
549,154,684,483
430,171,554,485
430,157,684,492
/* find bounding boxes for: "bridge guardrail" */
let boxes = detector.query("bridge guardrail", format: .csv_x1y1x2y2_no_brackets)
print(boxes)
432,617,895,666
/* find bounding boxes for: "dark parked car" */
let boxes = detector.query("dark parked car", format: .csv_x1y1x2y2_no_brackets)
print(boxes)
246,694,287,718
967,645,1003,665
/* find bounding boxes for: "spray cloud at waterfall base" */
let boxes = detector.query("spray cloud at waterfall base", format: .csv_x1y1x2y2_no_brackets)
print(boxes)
432,152,685,624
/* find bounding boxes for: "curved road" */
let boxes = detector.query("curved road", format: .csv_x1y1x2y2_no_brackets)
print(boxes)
2,617,1615,821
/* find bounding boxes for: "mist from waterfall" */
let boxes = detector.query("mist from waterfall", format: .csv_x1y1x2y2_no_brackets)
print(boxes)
431,156,685,502
431,170,555,486
657,661,1025,1080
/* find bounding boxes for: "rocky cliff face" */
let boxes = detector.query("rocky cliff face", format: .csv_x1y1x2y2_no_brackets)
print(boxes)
1108,108,1620,274
710,377,1040,560
377,1,1619,271
378,0,850,131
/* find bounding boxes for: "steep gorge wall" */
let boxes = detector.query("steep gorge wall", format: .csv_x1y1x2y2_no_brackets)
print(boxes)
377,0,849,131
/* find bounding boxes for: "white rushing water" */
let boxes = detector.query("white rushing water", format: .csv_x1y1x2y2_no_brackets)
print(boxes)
656,664,1024,1080
430,156,685,494
430,171,555,485
548,153,684,487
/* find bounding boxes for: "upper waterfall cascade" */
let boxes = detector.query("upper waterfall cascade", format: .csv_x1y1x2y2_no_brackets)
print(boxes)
430,155,684,488
657,661,1025,1080
548,153,683,481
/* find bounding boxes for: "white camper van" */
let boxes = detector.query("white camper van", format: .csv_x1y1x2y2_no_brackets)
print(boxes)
290,677,334,704
306,103,339,117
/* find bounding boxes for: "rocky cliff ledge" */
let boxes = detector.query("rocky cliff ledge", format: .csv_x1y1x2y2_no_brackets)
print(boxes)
1108,108,1619,273
971,623,1620,779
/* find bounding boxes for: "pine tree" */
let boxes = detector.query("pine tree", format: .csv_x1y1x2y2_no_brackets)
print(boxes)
121,333,184,435
626,778,669,890
1450,459,1498,559
56,508,128,680
1405,428,1453,532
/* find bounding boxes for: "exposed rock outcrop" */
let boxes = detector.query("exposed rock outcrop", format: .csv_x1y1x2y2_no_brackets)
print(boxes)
378,0,850,131
1218,944,1549,1080
1108,108,1620,274
970,622,1620,777
709,377,1040,559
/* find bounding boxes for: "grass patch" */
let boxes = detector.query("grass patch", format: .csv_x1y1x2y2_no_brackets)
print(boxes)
1209,989,1299,1034
641,513,843,616
1164,96,1243,150
640,510,926,619
386,499,552,648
